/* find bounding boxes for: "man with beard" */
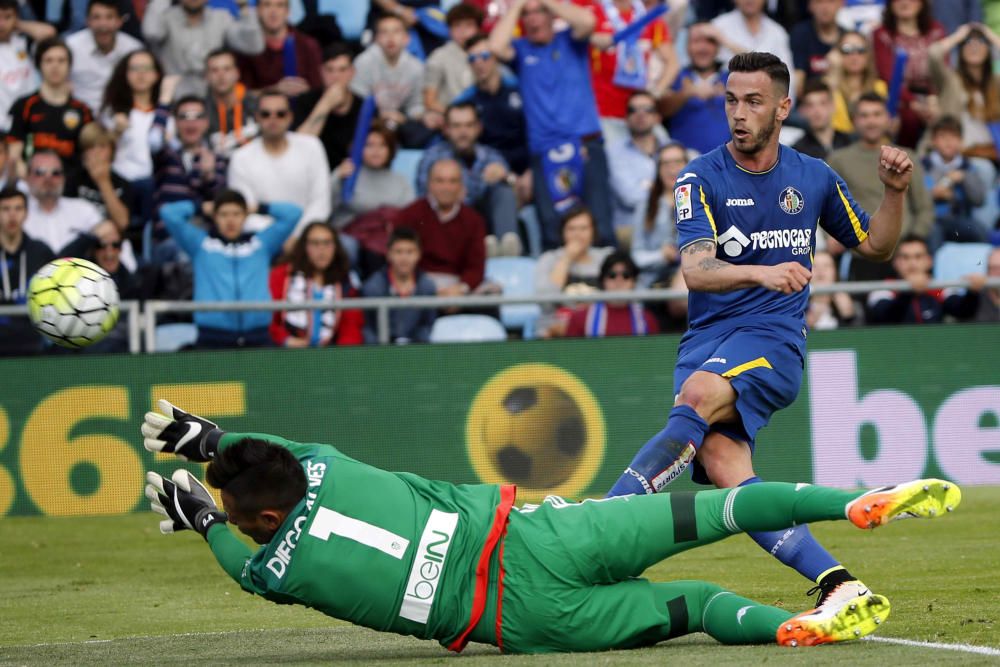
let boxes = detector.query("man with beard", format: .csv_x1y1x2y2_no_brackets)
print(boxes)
415,102,519,252
607,52,914,622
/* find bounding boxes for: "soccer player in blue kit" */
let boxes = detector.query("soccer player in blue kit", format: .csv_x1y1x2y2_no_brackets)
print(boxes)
607,52,915,615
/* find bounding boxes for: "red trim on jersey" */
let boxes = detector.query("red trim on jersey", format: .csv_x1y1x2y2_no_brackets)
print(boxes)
447,484,516,653
494,530,507,653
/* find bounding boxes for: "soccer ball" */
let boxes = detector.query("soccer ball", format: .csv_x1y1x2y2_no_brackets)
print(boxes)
478,384,587,489
27,258,120,348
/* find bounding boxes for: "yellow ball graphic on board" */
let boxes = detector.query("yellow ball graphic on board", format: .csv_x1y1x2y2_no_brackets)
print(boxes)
466,363,605,500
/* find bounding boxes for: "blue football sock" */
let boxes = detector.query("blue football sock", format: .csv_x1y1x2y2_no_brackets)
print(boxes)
739,476,840,582
607,405,709,496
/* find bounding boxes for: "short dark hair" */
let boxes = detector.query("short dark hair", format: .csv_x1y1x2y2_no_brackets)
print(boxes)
559,203,595,237
896,233,929,252
375,12,406,30
206,438,307,515
445,100,479,124
464,31,489,51
173,94,206,115
367,120,399,164
0,187,27,206
446,3,482,27
205,47,237,66
728,51,790,97
322,41,354,64
930,114,963,138
87,0,121,15
800,78,832,101
212,188,248,212
851,91,888,118
257,89,291,109
34,37,72,71
600,251,638,283
0,0,19,13
388,225,421,249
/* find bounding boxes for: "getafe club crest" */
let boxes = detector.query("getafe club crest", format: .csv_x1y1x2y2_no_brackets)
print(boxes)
779,186,804,214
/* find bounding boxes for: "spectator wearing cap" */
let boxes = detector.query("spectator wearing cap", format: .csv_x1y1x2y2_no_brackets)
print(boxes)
490,0,615,251
236,0,323,97
422,4,481,132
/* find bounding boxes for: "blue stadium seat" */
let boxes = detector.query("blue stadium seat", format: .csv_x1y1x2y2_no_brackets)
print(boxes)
486,257,541,339
968,157,999,234
518,205,543,258
429,314,507,343
392,149,425,190
324,0,370,41
933,242,994,281
154,323,198,352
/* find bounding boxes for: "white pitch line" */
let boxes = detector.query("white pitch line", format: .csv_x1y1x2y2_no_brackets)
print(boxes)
866,636,1000,657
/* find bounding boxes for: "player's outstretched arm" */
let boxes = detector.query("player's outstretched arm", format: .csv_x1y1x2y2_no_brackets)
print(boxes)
142,399,225,462
680,241,812,294
855,145,913,262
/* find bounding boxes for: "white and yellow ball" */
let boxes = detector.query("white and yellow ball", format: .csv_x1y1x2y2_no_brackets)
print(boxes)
27,258,119,348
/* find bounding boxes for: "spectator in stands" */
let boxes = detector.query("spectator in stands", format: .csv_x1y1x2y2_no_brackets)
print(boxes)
142,0,264,98
536,203,614,294
587,0,678,144
204,48,259,158
23,150,104,257
100,49,164,227
415,102,519,250
872,0,946,147
827,92,933,281
7,38,93,180
867,234,982,324
975,246,1000,322
0,187,53,356
269,221,363,347
922,115,988,248
0,0,46,133
632,141,684,287
351,14,431,149
68,122,134,235
565,250,658,338
152,95,228,215
824,30,887,135
330,122,413,262
929,23,1000,160
608,91,666,244
490,0,615,250
659,23,730,156
807,249,858,330
790,0,844,98
370,0,448,58
711,0,794,96
159,190,301,349
422,4,480,131
227,90,330,241
395,158,486,296
454,33,530,177
792,79,852,159
361,226,437,344
66,0,143,114
295,43,363,173
237,0,322,97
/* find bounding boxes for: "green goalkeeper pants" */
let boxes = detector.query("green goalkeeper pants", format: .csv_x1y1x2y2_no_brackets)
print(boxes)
493,482,861,654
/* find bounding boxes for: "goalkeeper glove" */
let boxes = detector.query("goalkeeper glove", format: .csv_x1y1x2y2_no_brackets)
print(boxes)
142,399,224,462
145,469,228,538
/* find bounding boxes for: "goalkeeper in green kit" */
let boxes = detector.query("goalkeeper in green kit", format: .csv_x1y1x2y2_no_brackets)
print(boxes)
142,400,961,654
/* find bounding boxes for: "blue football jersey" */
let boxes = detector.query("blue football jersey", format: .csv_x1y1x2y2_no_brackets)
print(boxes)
674,144,871,329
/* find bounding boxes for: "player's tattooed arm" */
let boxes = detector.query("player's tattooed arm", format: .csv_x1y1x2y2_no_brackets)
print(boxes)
680,240,768,293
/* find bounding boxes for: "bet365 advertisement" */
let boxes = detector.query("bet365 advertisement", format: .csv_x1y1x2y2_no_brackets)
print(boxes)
0,323,997,517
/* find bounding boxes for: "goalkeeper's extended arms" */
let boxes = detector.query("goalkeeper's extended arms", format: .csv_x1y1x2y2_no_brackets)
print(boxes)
145,469,228,539
142,399,225,462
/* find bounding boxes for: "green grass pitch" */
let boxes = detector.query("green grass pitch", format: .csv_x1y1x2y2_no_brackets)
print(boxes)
2,487,998,666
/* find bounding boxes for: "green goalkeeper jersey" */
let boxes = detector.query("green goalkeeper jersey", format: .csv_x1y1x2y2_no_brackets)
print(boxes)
206,433,515,651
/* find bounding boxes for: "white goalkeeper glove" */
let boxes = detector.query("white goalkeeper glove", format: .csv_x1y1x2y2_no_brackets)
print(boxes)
145,469,228,538
142,399,224,462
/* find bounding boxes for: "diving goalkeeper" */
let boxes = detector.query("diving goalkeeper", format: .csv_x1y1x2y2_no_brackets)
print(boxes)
142,400,960,655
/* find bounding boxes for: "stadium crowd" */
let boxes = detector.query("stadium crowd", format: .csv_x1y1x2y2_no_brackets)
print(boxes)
1,0,999,353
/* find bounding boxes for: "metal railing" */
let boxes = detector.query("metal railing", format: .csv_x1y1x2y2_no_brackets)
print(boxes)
2,277,997,354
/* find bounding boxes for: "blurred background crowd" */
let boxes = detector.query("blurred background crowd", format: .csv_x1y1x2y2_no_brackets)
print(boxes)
1,0,998,353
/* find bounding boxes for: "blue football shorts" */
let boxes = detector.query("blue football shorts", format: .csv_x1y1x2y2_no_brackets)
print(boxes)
673,319,806,484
